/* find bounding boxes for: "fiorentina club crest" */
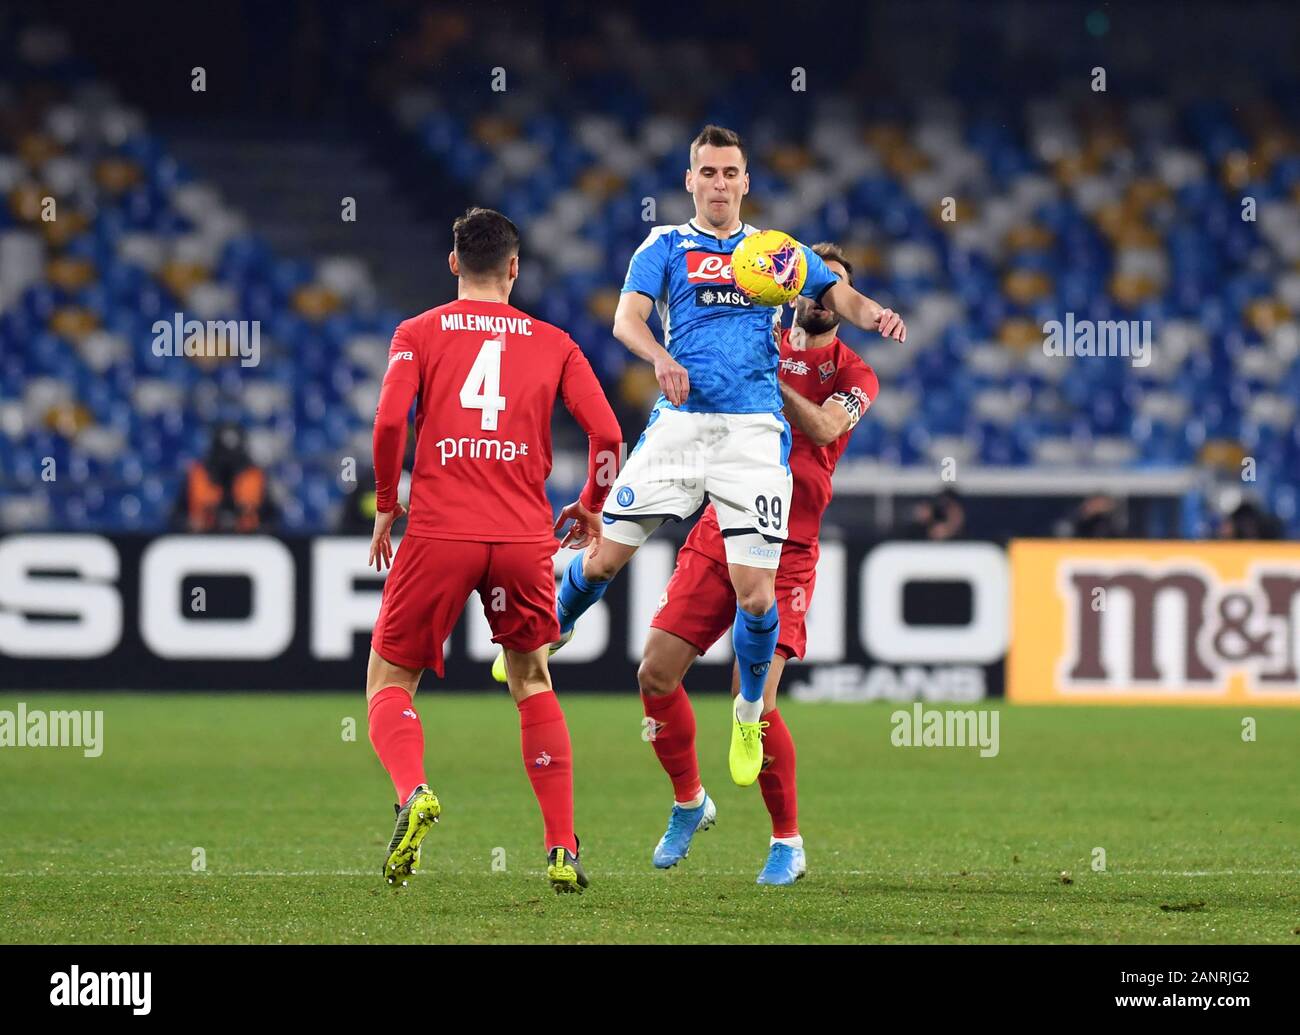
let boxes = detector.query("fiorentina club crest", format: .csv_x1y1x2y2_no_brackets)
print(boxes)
818,360,836,383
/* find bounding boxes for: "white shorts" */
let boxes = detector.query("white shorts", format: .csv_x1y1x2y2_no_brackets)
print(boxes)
601,408,793,569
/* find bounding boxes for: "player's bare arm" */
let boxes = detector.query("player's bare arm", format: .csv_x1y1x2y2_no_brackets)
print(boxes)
779,380,852,447
369,500,406,572
370,363,417,572
821,278,907,342
612,291,689,406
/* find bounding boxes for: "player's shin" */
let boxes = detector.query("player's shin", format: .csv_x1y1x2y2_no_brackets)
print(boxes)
732,601,779,724
757,709,799,841
556,551,609,636
367,686,428,803
642,683,702,804
517,690,577,855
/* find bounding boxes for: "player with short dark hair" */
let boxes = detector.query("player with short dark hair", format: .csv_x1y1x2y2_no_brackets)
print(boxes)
492,128,905,790
366,206,622,893
638,243,880,884
451,206,521,274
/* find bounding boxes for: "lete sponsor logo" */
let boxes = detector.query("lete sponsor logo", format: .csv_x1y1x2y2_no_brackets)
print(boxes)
685,252,734,283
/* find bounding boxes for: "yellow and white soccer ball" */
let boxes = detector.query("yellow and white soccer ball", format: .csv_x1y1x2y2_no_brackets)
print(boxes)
731,229,808,306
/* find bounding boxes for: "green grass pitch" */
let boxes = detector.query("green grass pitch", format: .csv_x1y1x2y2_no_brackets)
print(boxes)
0,692,1296,944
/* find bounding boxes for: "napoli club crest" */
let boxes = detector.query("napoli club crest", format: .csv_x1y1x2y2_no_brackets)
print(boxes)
616,486,635,508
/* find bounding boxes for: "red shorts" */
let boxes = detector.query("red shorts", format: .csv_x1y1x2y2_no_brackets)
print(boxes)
371,535,560,677
650,522,818,661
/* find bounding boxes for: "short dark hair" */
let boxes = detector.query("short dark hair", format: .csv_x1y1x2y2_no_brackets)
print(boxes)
811,241,853,280
690,124,746,168
452,207,519,276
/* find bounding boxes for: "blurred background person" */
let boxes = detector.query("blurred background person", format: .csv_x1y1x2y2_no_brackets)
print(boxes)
172,422,276,532
902,488,966,540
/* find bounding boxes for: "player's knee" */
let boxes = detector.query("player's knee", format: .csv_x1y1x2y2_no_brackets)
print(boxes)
736,586,776,616
637,655,678,697
582,556,617,583
582,548,625,583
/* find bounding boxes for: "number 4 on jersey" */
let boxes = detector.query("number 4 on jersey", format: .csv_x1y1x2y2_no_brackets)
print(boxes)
460,339,506,430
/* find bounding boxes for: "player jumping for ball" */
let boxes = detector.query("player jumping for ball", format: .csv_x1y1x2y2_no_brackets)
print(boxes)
494,126,904,787
642,242,878,884
367,207,621,893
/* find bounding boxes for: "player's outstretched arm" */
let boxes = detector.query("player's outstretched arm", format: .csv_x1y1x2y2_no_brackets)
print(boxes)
613,292,690,406
822,279,907,343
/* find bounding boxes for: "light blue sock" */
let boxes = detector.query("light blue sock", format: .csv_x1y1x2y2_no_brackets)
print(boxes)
556,552,608,635
732,601,779,704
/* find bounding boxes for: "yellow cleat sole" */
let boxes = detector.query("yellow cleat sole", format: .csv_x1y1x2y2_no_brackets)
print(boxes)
384,791,441,886
547,861,583,894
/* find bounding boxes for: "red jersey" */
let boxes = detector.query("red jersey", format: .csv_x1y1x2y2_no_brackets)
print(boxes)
373,298,622,543
776,328,879,545
691,328,878,548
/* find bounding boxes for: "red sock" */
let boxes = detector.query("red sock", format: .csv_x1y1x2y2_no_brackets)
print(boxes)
758,709,798,838
642,683,701,803
517,691,576,854
367,686,427,804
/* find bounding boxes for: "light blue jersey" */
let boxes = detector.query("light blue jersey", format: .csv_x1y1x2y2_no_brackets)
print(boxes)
621,221,838,414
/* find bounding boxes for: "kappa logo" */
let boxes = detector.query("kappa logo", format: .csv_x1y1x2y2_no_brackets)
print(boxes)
534,750,552,767
677,238,700,249
1061,562,1300,691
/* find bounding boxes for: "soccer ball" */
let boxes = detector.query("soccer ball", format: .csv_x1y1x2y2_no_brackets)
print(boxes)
731,229,808,306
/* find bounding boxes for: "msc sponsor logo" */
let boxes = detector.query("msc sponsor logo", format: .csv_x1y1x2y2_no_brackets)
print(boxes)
696,287,751,308
435,437,530,464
